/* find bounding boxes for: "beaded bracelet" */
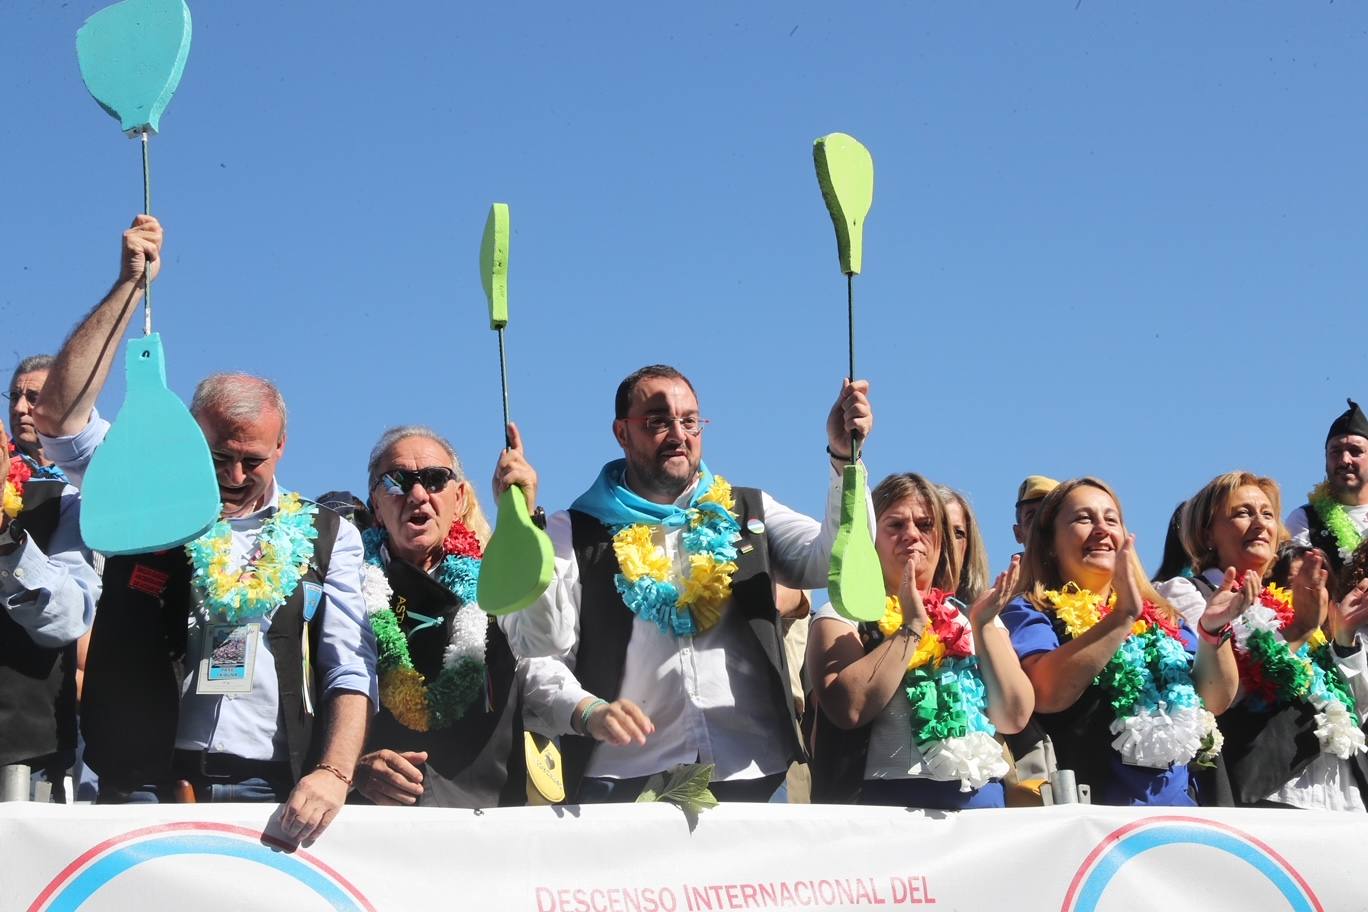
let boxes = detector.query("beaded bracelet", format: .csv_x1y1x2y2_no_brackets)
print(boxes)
315,762,353,787
578,698,608,734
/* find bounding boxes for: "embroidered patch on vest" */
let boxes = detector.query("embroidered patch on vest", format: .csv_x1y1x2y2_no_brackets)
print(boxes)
128,563,170,597
301,581,324,622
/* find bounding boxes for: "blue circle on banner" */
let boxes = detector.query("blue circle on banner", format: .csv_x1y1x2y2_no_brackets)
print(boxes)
29,822,375,912
1061,816,1321,912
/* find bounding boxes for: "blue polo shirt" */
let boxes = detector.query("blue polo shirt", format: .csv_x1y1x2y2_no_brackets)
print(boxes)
1001,595,1198,807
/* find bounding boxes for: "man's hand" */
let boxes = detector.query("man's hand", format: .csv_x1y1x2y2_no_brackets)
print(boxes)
492,421,538,511
582,697,654,746
825,378,872,459
355,749,427,806
279,767,350,846
120,214,163,287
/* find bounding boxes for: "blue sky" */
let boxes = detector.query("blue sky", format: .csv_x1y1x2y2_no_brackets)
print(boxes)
2,2,1363,575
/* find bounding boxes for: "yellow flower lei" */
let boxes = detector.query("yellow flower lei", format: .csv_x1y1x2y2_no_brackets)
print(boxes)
611,475,739,635
1044,583,1153,638
878,596,946,671
187,492,318,622
2,481,22,520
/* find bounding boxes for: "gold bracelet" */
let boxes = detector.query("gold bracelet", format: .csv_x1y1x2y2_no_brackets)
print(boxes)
315,762,353,787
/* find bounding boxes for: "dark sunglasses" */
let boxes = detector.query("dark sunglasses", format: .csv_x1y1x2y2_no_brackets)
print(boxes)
377,467,458,495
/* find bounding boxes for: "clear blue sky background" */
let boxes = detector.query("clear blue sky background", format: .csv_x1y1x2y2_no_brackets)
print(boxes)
2,2,1363,576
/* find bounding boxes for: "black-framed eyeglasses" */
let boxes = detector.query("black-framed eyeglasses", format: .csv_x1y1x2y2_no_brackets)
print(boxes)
377,467,459,495
622,415,709,437
3,390,38,406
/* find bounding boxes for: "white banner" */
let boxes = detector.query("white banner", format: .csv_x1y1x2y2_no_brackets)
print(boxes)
0,802,1363,912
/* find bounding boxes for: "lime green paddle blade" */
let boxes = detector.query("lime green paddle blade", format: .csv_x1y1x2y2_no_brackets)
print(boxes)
828,462,884,622
480,203,510,329
813,133,874,275
478,487,555,616
80,334,219,555
76,0,192,135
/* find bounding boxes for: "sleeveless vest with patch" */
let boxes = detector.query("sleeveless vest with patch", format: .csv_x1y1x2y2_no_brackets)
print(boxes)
81,504,340,788
0,479,76,767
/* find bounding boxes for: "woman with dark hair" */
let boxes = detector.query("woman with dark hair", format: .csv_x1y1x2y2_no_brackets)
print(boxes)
1000,478,1240,806
1159,472,1368,810
806,473,1033,808
1152,501,1192,584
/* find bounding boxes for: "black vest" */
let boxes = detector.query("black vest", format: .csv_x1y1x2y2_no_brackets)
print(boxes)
1302,501,1356,576
357,557,525,807
0,479,76,767
559,487,801,801
81,503,340,788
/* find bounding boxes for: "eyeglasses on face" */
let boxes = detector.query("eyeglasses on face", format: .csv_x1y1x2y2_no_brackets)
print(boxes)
377,467,459,495
622,415,709,437
4,390,38,406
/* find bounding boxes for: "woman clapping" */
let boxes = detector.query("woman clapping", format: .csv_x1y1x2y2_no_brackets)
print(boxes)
1000,478,1240,806
807,473,1033,809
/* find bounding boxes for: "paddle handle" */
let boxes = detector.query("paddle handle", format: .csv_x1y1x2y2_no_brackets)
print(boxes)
846,273,862,462
140,128,153,336
497,326,511,448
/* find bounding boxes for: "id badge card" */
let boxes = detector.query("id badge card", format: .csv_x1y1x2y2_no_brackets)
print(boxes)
196,622,261,695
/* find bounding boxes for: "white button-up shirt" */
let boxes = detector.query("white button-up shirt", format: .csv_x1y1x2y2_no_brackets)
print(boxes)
508,463,851,781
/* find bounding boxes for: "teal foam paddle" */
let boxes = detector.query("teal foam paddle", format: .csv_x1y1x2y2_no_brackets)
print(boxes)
475,204,555,616
814,133,883,622
76,0,217,554
79,335,219,554
77,0,192,136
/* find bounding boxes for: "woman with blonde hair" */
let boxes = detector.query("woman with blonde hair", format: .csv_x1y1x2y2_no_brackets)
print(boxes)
351,425,525,807
807,473,1033,808
935,485,991,605
1000,477,1240,805
1159,471,1368,810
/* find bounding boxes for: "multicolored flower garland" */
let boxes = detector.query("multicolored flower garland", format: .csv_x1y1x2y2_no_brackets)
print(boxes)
186,492,319,622
362,523,487,732
611,475,740,636
3,443,32,519
1044,585,1219,769
1309,482,1364,562
878,590,1007,790
1230,583,1366,759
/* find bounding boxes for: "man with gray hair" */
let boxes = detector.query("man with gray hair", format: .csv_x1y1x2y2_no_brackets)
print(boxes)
33,215,375,844
7,354,56,469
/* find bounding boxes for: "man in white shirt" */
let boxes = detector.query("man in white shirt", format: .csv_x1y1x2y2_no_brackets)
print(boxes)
1287,399,1368,574
494,363,872,802
33,215,376,844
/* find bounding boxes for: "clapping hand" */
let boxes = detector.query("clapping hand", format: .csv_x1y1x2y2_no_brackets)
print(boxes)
1201,568,1259,634
1330,579,1368,648
969,554,1021,629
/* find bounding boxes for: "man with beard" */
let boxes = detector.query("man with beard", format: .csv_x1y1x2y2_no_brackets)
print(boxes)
494,363,872,803
1287,399,1368,576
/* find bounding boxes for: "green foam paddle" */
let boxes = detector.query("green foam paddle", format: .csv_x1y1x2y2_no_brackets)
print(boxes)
79,335,219,554
813,133,874,276
814,132,883,622
475,203,555,616
76,0,218,555
77,0,192,136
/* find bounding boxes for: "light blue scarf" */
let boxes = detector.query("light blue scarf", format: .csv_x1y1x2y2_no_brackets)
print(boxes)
570,459,716,528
